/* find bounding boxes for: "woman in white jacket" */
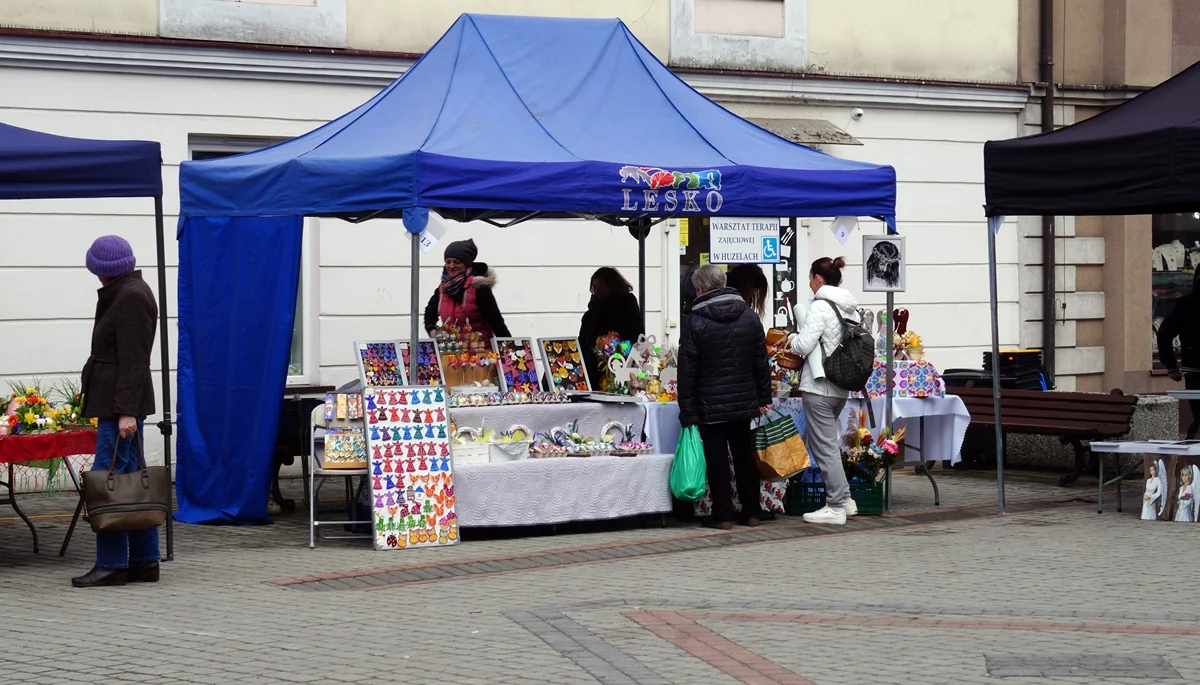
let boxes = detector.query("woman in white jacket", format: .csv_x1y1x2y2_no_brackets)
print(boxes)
789,257,860,525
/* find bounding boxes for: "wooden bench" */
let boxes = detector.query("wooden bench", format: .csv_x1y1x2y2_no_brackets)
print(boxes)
950,386,1138,486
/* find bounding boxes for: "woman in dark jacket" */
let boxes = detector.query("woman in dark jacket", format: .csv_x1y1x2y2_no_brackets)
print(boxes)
423,239,510,345
578,267,643,387
72,235,161,588
677,265,772,529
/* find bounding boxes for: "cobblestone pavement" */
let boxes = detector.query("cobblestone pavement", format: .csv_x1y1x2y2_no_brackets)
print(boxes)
1,468,1196,685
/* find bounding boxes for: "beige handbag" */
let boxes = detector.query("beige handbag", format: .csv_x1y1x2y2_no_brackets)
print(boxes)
82,430,170,533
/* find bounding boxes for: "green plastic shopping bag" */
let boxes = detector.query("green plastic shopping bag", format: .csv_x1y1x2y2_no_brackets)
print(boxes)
669,425,707,501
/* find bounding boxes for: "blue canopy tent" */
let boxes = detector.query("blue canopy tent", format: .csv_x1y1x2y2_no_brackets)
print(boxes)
176,13,897,524
0,122,173,558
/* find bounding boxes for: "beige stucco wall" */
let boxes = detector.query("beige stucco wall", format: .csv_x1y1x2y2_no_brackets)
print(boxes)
0,0,157,36
806,0,1019,82
347,0,670,57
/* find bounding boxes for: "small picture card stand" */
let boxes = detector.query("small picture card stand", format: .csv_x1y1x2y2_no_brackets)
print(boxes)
362,385,458,550
538,337,592,392
356,340,407,387
399,339,446,386
492,337,539,393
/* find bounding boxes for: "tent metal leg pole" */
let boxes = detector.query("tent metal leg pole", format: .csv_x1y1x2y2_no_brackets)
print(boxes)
153,197,175,560
884,290,894,513
410,236,421,384
638,231,647,329
988,218,1006,514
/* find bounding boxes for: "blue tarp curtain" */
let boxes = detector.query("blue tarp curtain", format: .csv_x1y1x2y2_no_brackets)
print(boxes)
175,216,302,525
175,13,898,524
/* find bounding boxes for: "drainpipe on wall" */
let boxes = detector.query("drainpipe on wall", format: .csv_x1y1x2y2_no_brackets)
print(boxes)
1040,0,1057,385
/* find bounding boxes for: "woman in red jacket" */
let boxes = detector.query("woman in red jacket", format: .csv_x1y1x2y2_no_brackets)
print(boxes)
423,239,511,345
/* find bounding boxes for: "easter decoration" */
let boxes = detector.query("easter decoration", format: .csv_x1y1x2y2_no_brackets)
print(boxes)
537,337,592,392
492,337,540,393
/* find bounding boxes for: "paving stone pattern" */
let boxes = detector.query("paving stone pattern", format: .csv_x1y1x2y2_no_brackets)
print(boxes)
1,470,1197,684
985,654,1182,679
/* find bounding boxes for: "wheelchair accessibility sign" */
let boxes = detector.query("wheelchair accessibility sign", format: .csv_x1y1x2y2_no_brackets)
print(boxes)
708,217,782,263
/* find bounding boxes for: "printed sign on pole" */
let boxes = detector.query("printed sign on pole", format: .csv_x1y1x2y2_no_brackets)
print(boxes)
708,217,782,263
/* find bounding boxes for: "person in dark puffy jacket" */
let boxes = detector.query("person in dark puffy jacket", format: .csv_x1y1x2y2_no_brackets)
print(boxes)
677,264,772,529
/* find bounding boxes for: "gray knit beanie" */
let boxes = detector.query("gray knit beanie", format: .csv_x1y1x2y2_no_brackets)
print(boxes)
86,235,136,279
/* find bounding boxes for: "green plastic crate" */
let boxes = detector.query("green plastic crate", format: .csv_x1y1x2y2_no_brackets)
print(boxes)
785,476,826,515
849,481,884,516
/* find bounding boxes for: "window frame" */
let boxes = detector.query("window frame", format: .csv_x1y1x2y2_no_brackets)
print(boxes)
187,135,320,387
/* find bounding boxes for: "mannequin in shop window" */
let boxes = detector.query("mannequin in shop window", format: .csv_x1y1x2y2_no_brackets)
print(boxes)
1157,270,1200,438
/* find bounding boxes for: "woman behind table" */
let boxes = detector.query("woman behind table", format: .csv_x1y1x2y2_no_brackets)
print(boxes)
788,256,862,526
423,239,511,345
72,235,161,588
579,267,643,386
726,265,769,322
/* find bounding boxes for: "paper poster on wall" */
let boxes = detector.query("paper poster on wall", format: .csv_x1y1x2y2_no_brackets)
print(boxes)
862,235,906,293
679,218,690,255
708,217,781,263
364,386,458,550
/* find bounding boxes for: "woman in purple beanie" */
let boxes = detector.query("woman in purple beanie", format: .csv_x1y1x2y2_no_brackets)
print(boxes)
72,235,161,588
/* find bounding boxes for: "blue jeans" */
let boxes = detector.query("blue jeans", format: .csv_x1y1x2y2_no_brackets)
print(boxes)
92,418,161,569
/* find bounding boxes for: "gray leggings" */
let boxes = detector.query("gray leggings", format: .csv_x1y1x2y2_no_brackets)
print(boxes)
802,393,850,507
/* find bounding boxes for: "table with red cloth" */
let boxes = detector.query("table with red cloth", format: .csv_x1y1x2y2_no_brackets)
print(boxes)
0,429,96,555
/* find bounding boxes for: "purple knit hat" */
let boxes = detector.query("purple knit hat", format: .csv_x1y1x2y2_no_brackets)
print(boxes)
86,235,136,279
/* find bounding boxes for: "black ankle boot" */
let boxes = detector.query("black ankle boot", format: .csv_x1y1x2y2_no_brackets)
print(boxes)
128,562,160,583
71,566,128,588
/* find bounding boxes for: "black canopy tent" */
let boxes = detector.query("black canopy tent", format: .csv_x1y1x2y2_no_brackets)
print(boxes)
982,61,1200,511
0,122,174,558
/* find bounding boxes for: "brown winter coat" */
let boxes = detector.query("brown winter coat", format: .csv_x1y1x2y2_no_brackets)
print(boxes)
81,270,158,419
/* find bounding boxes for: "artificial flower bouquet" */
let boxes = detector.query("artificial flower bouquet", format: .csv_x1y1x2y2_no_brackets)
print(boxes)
1,380,95,437
839,409,905,483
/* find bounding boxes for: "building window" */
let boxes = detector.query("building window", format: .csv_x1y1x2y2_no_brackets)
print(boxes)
1151,213,1200,367
669,0,806,72
190,136,318,386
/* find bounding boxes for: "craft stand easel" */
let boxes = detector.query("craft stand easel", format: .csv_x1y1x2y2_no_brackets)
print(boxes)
1090,440,1200,515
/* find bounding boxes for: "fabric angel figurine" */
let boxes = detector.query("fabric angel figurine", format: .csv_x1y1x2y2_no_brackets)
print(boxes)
1142,459,1167,521
1174,465,1199,522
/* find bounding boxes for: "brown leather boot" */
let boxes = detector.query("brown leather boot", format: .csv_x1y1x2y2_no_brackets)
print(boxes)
71,566,128,588
128,562,160,583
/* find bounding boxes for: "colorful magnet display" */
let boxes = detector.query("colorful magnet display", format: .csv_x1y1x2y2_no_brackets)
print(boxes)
492,337,539,393
322,430,367,469
363,385,458,550
357,341,406,388
399,340,446,386
538,338,592,392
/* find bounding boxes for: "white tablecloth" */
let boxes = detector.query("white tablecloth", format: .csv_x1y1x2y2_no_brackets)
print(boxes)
645,402,684,452
843,396,970,464
450,402,646,440
453,455,674,527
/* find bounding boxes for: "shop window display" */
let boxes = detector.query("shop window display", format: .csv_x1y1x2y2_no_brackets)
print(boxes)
1152,213,1200,366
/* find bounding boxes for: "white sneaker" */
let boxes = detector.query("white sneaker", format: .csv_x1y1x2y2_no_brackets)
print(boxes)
802,505,847,525
843,499,858,517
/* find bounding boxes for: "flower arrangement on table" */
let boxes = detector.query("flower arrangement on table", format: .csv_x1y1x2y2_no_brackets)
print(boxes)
2,380,96,437
840,409,905,483
529,420,653,457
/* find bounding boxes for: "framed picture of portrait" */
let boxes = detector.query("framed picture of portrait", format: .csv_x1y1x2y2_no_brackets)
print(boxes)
863,234,905,293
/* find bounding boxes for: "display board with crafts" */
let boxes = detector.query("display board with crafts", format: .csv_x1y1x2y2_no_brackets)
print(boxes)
538,338,591,392
399,339,446,387
492,337,539,393
362,386,458,549
317,392,368,469
355,340,407,387
432,323,497,387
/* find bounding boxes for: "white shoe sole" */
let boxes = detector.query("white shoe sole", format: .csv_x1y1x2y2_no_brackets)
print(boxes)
802,513,847,525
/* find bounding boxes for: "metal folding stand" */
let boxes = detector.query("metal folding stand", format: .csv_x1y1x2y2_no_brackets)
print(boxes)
1,462,39,552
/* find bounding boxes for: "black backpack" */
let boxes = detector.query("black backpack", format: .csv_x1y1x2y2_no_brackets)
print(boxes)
816,298,875,391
